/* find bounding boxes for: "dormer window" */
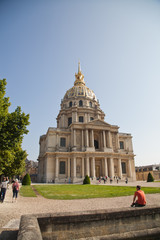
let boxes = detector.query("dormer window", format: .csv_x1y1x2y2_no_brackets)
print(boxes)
79,100,83,107
69,101,72,107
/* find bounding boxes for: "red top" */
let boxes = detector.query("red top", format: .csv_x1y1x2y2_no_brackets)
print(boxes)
134,190,146,205
12,182,19,191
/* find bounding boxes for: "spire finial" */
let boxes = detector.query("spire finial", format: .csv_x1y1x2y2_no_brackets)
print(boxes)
78,61,81,73
74,61,85,86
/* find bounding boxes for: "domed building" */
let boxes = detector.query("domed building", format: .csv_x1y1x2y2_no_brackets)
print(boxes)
38,63,136,183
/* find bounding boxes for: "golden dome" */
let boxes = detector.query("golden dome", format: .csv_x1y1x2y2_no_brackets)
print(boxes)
63,62,97,101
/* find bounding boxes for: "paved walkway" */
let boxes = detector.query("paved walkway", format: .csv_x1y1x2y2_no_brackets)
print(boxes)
0,181,160,239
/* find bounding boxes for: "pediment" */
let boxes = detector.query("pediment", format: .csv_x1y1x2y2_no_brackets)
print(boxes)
88,119,111,127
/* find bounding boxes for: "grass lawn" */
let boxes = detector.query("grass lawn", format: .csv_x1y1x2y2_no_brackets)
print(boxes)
20,185,37,197
32,185,160,200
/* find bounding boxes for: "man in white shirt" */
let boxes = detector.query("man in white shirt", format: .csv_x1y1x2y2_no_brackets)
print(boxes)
0,177,8,203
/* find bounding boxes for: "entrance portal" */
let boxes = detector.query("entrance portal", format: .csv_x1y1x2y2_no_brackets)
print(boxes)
95,165,100,178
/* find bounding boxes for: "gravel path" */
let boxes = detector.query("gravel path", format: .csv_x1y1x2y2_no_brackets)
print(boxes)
0,181,160,231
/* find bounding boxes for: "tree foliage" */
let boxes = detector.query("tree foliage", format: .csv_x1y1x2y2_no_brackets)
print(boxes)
147,172,154,182
0,79,30,176
83,175,91,184
22,173,31,185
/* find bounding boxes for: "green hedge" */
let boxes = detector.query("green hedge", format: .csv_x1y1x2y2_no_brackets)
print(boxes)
83,175,90,184
22,173,31,185
147,172,154,182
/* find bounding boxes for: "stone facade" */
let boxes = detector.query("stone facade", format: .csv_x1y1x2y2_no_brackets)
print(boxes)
136,164,160,181
22,159,38,183
38,63,136,183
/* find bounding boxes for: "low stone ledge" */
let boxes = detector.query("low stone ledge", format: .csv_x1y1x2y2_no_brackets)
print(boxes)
17,215,42,240
17,206,160,240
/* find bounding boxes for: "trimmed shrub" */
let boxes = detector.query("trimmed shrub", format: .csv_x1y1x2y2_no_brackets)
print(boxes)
147,172,154,182
22,173,31,185
83,175,90,185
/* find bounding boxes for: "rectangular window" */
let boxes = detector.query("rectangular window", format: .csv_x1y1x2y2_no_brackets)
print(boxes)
79,116,84,122
59,161,65,174
120,141,124,149
60,138,66,147
90,117,94,121
121,162,126,174
68,117,72,126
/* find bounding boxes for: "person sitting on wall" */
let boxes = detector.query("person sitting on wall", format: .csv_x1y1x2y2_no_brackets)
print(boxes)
131,185,146,207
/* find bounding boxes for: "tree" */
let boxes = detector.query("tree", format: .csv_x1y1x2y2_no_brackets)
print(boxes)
83,175,90,184
0,79,30,176
22,173,31,185
147,172,154,182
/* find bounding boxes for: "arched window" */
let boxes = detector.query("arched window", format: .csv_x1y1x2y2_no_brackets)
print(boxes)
79,100,83,107
69,101,72,107
89,101,92,107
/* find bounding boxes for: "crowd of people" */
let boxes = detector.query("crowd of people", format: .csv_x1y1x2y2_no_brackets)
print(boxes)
0,177,20,203
95,176,130,185
96,176,124,184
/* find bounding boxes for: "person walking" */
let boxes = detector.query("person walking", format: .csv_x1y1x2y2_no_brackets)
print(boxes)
131,185,146,207
12,179,20,203
0,177,8,203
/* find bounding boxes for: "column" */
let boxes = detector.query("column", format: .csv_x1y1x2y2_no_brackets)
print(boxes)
103,131,106,148
73,129,76,146
128,159,132,178
108,131,112,148
72,157,76,178
67,157,70,178
104,157,108,176
82,157,85,178
62,114,65,127
75,112,78,122
84,113,87,123
86,157,89,176
91,157,95,178
55,157,59,178
44,158,48,182
82,130,84,148
118,158,122,179
116,134,119,150
86,129,89,147
109,158,114,178
91,130,94,147
56,134,59,147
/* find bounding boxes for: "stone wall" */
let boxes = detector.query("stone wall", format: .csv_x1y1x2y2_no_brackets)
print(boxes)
17,206,160,240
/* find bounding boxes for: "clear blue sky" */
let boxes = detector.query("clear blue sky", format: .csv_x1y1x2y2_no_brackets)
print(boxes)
0,0,160,166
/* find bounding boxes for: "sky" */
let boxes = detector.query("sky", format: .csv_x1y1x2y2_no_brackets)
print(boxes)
0,0,160,167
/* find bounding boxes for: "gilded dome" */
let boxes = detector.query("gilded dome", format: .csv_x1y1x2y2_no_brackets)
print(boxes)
63,63,97,101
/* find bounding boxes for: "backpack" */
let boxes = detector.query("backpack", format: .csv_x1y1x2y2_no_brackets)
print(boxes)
13,184,17,191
